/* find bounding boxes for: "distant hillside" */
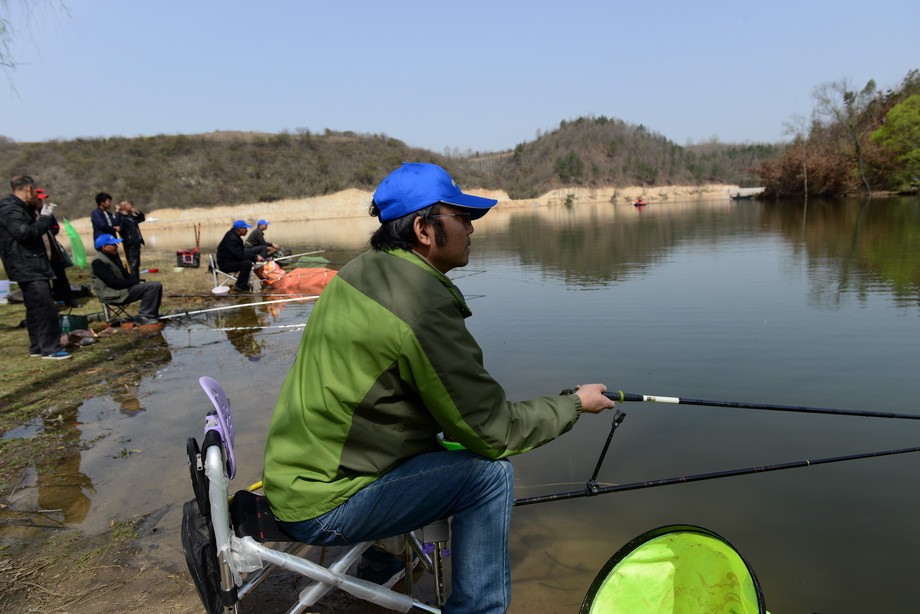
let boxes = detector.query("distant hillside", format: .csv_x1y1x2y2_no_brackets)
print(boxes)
0,119,780,210
488,116,780,199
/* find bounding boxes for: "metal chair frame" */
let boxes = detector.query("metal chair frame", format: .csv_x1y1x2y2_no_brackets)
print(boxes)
209,254,239,289
184,377,448,614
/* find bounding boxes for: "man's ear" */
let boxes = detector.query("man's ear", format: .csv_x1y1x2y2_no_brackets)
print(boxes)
413,216,434,247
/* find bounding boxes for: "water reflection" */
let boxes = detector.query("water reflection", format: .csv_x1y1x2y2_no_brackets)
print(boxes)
37,402,94,524
762,196,920,305
219,306,265,361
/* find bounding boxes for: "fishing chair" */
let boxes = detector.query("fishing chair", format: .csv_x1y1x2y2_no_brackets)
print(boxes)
208,255,262,292
208,255,238,290
182,376,449,614
95,292,137,323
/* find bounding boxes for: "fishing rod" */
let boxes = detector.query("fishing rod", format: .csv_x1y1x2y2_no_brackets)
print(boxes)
565,389,920,422
514,443,920,507
272,250,325,263
158,295,319,320
165,293,324,298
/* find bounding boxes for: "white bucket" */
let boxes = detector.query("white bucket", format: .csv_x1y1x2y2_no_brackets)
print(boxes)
0,280,9,304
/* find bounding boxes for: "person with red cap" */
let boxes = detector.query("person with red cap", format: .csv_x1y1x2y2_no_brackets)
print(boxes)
36,188,80,308
263,163,615,612
0,175,71,359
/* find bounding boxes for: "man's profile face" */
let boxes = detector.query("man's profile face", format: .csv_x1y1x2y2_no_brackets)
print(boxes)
100,199,112,210
102,243,119,255
237,227,248,237
424,204,474,274
24,185,40,206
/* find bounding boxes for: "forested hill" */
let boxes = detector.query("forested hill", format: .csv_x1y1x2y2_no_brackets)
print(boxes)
0,119,780,210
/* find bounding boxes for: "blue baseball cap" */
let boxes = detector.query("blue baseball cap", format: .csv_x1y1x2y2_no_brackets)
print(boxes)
372,163,498,222
257,219,269,226
233,220,253,229
94,233,123,250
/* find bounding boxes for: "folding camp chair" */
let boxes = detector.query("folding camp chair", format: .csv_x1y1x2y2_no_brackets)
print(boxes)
208,255,238,290
208,255,262,292
94,293,136,323
182,376,448,614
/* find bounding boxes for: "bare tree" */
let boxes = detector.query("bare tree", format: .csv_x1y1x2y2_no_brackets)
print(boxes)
1,1,68,71
782,113,810,197
813,78,878,195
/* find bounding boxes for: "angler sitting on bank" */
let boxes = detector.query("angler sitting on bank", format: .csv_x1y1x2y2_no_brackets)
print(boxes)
91,233,162,324
217,220,264,293
245,219,279,257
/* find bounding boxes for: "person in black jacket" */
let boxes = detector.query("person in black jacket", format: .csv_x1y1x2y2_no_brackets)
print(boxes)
216,220,263,293
91,233,162,324
115,200,145,274
0,175,71,359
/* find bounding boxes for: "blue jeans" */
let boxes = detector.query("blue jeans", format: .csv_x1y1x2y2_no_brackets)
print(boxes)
279,450,514,614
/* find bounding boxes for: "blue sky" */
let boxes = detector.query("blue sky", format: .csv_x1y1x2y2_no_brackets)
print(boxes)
2,0,918,153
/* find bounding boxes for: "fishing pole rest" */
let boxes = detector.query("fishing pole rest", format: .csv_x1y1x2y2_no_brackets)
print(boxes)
561,388,627,496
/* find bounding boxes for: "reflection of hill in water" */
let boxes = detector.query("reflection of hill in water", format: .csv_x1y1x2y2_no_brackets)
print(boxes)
761,197,920,306
487,200,761,287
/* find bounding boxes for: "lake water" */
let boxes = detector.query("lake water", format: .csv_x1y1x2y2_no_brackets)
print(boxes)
11,195,920,612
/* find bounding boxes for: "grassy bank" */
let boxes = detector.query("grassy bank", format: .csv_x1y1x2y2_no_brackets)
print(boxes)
0,253,223,610
0,253,216,514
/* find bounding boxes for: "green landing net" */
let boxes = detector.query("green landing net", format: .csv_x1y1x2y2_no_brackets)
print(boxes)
62,218,87,267
580,525,766,614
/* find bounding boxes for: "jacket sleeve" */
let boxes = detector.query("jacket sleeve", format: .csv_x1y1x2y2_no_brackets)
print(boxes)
402,296,581,459
1,206,53,243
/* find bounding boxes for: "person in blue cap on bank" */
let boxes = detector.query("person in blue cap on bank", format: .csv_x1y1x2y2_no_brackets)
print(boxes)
262,163,614,612
91,233,162,324
216,220,264,293
245,218,279,257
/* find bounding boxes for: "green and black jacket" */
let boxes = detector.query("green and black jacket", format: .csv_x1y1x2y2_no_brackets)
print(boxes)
263,248,581,522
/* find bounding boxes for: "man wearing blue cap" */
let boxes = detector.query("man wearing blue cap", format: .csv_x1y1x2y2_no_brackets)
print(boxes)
263,163,614,612
216,220,264,293
91,233,162,324
245,219,279,257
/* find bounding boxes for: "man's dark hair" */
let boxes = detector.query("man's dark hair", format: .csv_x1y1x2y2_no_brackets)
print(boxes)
368,202,447,251
95,192,112,206
10,175,35,191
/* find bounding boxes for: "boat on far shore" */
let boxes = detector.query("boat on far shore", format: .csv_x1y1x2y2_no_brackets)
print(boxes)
730,193,754,201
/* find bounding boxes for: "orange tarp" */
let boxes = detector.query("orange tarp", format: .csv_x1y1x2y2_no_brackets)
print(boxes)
255,262,337,294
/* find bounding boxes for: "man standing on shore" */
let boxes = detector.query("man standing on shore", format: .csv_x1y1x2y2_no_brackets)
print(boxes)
115,200,146,273
91,192,118,239
0,175,71,359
